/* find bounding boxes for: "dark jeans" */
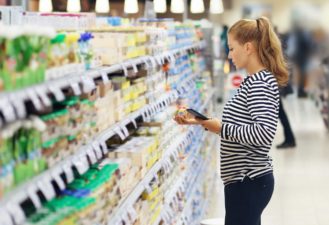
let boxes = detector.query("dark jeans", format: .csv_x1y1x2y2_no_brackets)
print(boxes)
224,173,274,225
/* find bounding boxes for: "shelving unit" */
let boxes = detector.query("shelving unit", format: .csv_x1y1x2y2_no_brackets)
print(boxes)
0,36,219,225
0,41,206,127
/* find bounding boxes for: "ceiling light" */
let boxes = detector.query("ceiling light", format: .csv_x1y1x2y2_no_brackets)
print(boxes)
191,0,205,14
39,0,53,13
96,0,110,13
171,0,184,13
210,0,224,14
67,0,81,13
124,0,139,14
154,0,167,13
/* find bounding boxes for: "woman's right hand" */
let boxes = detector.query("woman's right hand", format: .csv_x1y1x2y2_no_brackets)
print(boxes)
173,113,201,125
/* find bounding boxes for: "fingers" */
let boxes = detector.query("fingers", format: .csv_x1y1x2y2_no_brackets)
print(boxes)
174,115,188,125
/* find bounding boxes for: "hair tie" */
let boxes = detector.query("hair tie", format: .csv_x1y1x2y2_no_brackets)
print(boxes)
256,18,260,31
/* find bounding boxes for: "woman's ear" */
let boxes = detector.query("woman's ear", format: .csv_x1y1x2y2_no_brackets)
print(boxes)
244,42,254,55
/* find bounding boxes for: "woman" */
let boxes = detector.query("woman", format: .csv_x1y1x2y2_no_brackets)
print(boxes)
174,17,288,225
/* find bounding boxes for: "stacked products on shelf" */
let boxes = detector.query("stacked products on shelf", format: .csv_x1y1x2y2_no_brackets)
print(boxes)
311,58,329,129
0,18,202,91
0,14,217,225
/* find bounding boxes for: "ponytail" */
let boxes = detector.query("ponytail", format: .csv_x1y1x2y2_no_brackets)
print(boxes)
229,17,288,86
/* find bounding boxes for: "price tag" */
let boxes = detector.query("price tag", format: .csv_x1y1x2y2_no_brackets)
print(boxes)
100,71,110,84
81,76,95,93
92,141,103,160
121,63,128,77
37,175,55,200
144,182,153,194
113,127,126,141
146,106,152,120
35,86,51,107
104,129,115,140
153,174,159,185
5,203,25,225
165,158,171,173
127,206,138,222
153,104,158,113
169,53,176,63
142,58,150,69
131,62,138,74
121,213,129,225
150,57,157,68
161,160,169,174
27,184,42,209
100,140,108,154
85,147,97,164
62,161,74,183
155,56,162,65
152,104,157,114
0,98,16,123
162,209,171,224
50,167,65,190
129,116,138,128
147,106,153,117
48,84,65,101
120,124,129,138
166,96,171,105
141,108,147,121
69,78,81,96
8,94,26,119
0,208,14,225
172,150,179,161
72,155,88,175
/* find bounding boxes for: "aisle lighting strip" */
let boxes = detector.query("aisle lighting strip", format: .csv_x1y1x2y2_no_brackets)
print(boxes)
0,41,206,128
0,42,206,222
109,92,215,225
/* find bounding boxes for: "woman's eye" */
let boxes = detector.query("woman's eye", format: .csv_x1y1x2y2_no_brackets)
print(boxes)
229,48,233,51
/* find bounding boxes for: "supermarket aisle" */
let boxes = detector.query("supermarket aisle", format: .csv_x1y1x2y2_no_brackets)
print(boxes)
263,96,329,225
206,97,329,225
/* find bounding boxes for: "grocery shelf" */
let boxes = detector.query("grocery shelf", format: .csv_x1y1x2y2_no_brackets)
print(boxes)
107,129,197,225
0,41,206,128
174,135,217,225
0,90,179,218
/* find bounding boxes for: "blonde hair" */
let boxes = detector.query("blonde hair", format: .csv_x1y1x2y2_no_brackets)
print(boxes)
228,17,288,86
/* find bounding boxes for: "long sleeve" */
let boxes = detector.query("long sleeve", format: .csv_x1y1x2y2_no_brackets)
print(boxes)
221,80,279,146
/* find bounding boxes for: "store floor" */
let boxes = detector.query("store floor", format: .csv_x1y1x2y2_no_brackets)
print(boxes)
205,96,329,225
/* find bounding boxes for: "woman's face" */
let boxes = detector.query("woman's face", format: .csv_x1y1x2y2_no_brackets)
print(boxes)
227,34,249,70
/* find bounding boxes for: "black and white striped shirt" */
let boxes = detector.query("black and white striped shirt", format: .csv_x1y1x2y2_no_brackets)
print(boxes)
220,70,280,185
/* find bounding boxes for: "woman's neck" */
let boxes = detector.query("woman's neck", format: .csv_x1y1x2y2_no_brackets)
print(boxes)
246,57,266,75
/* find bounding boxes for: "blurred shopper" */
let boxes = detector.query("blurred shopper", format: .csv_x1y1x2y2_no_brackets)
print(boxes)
174,17,288,225
289,24,314,98
276,97,296,148
274,27,296,149
220,25,229,58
